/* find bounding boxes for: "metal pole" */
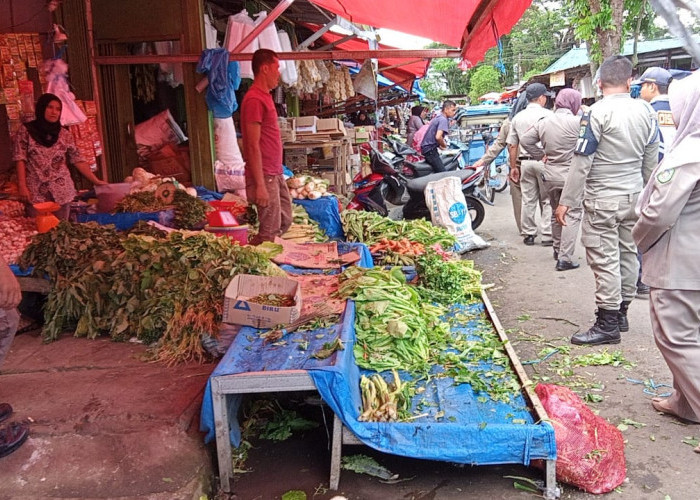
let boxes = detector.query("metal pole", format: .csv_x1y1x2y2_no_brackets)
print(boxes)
84,0,108,181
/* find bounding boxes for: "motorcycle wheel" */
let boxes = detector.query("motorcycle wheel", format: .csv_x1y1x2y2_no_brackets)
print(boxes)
465,195,485,230
491,163,509,192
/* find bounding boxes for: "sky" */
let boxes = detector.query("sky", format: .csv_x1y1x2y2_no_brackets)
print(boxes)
376,28,433,49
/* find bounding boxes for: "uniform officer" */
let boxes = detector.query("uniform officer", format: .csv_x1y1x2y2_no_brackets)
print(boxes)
556,55,659,346
633,69,700,425
473,93,527,234
633,66,673,299
507,83,554,246
520,88,583,271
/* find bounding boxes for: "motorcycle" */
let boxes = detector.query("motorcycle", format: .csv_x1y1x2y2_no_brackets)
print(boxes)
382,136,463,178
348,143,491,229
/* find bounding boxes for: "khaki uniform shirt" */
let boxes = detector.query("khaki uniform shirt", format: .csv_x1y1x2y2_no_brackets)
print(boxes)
560,93,659,206
506,102,553,158
521,109,581,184
480,118,510,165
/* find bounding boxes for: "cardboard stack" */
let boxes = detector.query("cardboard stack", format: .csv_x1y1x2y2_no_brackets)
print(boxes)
69,100,103,172
294,116,346,143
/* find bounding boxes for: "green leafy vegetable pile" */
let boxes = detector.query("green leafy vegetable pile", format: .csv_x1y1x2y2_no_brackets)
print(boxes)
115,190,210,229
341,210,456,248
416,250,482,304
21,221,280,364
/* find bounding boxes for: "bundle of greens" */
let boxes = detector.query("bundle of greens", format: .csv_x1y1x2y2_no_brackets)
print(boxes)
341,210,456,249
115,190,210,229
416,250,482,304
21,222,281,364
336,267,450,373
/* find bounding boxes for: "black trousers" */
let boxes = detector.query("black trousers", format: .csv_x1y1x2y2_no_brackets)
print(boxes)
423,148,446,173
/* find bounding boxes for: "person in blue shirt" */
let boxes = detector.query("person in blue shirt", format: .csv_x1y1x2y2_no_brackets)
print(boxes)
420,100,457,173
634,67,674,161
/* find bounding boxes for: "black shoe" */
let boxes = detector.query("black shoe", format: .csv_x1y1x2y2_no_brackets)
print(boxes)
618,300,630,332
0,404,11,424
0,422,29,458
541,239,553,247
571,308,621,345
553,249,558,260
636,283,650,299
523,235,535,245
556,260,580,271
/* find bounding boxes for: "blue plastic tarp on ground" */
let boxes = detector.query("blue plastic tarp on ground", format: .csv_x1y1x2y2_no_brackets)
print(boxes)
200,301,556,465
293,197,344,240
76,211,174,231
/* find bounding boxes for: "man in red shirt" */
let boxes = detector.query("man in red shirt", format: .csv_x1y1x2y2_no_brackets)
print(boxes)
241,49,292,244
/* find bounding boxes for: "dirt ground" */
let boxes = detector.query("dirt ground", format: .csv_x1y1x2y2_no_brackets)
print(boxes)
222,188,699,500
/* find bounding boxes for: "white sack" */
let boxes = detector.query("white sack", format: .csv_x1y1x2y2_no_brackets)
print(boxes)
224,10,258,79
277,30,298,85
213,117,246,192
424,176,489,253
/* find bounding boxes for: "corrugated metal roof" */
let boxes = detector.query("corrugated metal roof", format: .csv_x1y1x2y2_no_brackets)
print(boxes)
542,35,700,75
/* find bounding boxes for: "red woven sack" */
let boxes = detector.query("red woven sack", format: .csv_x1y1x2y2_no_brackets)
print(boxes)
535,383,626,494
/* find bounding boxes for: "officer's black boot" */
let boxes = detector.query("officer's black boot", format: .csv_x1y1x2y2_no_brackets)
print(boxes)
618,301,630,332
571,308,621,345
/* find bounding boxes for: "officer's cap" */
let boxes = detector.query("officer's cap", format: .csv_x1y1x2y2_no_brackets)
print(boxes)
632,67,672,86
525,83,554,101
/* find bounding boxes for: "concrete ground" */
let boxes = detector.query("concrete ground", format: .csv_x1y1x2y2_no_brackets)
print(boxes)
0,334,215,500
1,188,698,500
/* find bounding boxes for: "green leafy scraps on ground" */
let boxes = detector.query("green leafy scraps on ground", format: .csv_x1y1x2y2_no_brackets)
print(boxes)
617,418,646,431
573,349,635,368
516,313,532,322
341,454,397,480
281,491,306,500
682,436,699,447
260,408,318,441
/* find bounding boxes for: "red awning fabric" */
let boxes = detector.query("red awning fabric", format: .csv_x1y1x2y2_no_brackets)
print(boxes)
306,24,430,90
309,0,532,66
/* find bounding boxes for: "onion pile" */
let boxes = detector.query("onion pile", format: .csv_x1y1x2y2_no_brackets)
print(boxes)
0,216,37,265
0,200,26,218
286,175,332,200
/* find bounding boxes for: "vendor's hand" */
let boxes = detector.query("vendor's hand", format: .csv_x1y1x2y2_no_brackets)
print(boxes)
472,158,485,169
93,179,108,186
253,184,270,208
509,166,520,184
555,205,569,226
0,262,21,309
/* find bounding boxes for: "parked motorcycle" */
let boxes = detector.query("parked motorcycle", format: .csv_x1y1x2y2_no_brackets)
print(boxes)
348,143,491,229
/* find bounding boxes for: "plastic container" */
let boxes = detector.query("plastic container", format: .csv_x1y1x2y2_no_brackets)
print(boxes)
94,183,132,213
33,201,61,233
205,225,249,245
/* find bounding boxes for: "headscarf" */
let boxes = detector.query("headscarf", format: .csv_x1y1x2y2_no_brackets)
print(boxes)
554,88,582,115
636,70,699,215
667,69,700,151
24,93,62,148
411,106,425,117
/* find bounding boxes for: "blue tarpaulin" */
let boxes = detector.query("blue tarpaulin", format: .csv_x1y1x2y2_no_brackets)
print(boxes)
293,196,344,240
200,301,556,465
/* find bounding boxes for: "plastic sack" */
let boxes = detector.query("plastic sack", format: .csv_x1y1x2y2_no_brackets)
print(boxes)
224,10,258,80
196,48,241,118
353,60,377,100
535,384,626,494
424,176,489,253
42,59,87,126
134,109,187,160
277,30,298,85
213,117,246,192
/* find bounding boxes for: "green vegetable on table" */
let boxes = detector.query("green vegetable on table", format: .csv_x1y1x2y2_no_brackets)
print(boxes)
415,250,482,304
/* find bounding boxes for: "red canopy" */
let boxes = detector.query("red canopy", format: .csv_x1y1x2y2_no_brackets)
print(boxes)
309,0,532,66
307,25,430,89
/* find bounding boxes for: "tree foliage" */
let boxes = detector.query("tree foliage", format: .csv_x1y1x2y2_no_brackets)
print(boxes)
421,42,470,101
468,66,502,103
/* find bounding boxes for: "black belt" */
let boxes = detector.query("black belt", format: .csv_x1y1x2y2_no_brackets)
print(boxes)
518,156,533,161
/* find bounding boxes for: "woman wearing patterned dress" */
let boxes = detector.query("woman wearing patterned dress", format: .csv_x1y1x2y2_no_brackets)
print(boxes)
13,93,106,219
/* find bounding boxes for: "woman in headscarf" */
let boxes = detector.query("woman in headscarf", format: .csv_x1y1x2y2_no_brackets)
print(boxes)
405,105,426,149
632,70,700,427
12,93,106,219
520,88,583,271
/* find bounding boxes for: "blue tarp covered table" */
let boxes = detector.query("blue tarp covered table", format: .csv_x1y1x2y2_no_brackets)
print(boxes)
201,296,556,494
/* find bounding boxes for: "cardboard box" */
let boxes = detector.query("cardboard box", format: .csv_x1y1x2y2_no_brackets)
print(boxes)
354,130,370,143
317,118,346,137
296,115,318,134
223,274,302,328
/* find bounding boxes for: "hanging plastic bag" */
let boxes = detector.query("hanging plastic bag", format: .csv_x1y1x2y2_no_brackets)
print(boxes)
277,30,298,85
197,48,241,118
353,60,377,100
42,59,87,126
213,117,246,192
424,175,489,253
224,10,258,79
535,384,626,494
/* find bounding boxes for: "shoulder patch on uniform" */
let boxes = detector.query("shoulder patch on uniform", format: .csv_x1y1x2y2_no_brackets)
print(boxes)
656,168,675,184
574,110,598,156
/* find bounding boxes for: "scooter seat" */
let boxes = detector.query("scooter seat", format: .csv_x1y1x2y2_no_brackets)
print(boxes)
405,169,473,194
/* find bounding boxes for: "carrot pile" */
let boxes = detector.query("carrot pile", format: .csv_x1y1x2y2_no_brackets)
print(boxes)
369,238,426,266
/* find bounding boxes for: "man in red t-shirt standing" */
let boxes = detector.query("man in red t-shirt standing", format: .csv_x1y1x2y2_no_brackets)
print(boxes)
241,49,292,244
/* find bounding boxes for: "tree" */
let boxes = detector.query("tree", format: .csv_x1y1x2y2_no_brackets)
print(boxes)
468,66,502,103
421,43,470,101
